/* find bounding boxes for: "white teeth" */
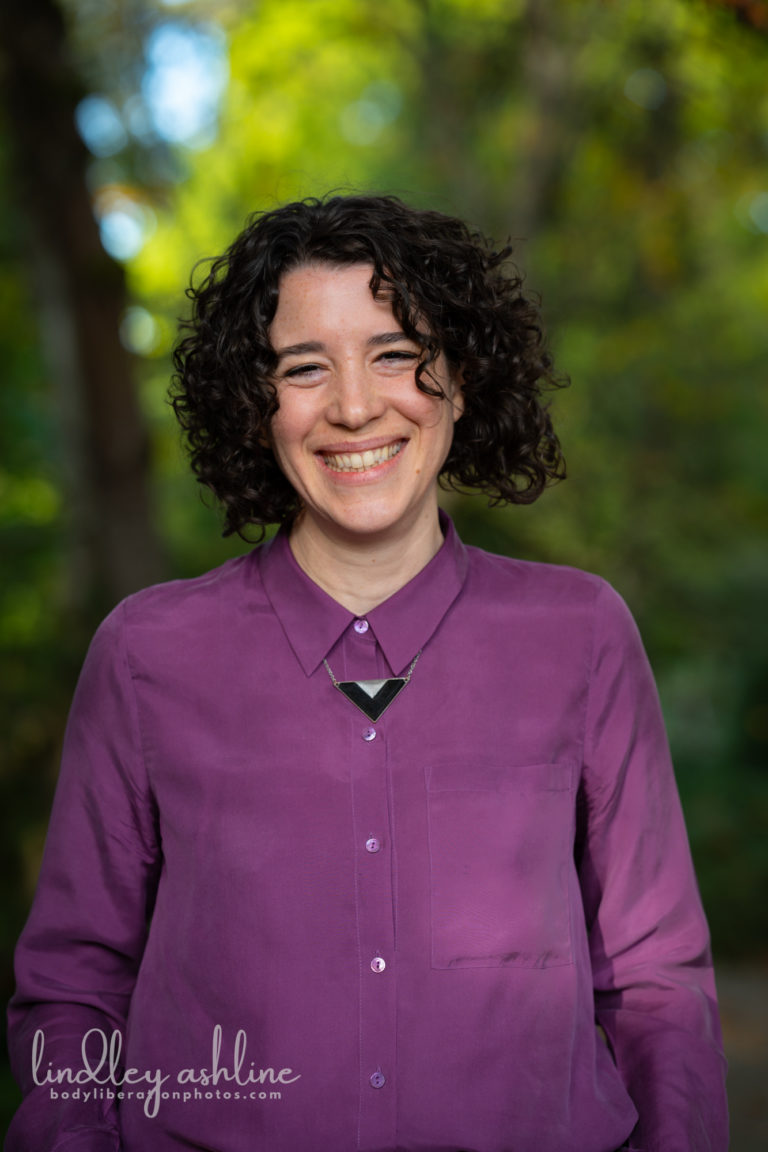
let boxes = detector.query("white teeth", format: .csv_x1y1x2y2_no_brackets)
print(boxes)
322,441,404,472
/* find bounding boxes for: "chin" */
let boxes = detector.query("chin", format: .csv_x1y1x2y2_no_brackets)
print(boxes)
337,515,402,538
321,503,408,537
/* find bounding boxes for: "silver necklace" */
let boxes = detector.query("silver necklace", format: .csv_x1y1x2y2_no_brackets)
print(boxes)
323,650,422,722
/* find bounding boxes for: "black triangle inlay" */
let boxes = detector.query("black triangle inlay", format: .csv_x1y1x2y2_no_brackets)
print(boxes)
335,678,407,722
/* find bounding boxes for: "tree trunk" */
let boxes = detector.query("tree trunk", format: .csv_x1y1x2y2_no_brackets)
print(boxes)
511,0,576,246
408,0,575,245
0,0,165,615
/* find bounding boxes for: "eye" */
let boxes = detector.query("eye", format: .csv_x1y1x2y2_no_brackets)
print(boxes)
377,349,419,365
282,363,324,381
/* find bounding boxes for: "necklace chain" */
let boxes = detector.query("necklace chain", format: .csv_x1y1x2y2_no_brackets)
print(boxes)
323,649,422,687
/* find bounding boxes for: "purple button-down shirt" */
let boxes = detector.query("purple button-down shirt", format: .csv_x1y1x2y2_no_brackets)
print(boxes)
6,516,728,1152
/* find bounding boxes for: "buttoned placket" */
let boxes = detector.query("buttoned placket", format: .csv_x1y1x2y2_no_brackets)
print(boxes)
258,523,468,1150
336,617,398,1150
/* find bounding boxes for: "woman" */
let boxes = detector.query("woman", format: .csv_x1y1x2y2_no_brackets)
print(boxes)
7,194,728,1151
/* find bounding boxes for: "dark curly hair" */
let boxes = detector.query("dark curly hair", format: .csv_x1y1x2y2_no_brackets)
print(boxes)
171,193,566,537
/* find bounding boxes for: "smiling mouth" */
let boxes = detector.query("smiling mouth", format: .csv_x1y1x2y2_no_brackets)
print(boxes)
320,441,405,473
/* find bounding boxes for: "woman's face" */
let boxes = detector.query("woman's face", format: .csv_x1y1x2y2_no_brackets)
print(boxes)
268,262,463,548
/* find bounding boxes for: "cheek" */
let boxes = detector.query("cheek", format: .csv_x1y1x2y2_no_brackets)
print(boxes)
269,398,306,458
407,369,462,434
406,390,452,431
423,399,460,444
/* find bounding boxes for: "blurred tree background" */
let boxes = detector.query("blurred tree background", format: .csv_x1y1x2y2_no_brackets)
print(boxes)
1,0,767,1140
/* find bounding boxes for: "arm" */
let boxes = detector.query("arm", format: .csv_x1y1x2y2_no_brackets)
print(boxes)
6,603,161,1152
577,582,728,1152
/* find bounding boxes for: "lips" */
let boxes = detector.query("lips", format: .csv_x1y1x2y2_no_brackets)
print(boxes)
320,440,405,473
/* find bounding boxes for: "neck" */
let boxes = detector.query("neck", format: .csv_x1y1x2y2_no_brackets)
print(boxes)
287,510,445,615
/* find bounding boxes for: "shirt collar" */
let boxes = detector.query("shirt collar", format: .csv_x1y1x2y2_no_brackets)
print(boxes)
258,511,468,677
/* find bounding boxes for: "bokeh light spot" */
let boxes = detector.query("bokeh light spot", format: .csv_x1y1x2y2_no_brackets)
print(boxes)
93,190,157,261
120,307,160,355
748,192,768,233
339,82,402,147
142,21,228,147
624,68,668,111
75,95,128,157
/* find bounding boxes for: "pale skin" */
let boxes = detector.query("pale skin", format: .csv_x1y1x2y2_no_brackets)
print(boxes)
268,263,464,616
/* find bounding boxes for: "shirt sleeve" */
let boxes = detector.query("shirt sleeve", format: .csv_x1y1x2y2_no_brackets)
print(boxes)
6,602,161,1152
577,580,728,1152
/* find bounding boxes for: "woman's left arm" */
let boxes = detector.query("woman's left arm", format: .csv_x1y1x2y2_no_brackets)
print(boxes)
577,581,728,1152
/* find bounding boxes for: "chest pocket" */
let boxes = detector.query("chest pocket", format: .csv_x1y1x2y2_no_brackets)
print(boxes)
425,760,576,969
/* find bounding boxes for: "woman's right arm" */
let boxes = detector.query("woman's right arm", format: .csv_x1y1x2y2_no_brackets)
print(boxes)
6,604,162,1152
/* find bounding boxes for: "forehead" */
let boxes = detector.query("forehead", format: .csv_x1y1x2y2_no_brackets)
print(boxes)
270,262,398,341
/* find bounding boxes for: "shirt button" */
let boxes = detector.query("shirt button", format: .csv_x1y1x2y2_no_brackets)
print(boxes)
365,837,381,853
369,1071,386,1089
362,727,376,742
371,956,386,973
353,618,369,634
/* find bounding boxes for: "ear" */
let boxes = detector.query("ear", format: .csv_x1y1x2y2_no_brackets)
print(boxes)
449,369,465,423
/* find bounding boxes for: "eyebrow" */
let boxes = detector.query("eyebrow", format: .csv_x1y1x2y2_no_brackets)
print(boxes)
274,331,418,360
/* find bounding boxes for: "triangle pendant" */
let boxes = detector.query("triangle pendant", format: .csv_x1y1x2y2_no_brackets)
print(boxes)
335,678,407,722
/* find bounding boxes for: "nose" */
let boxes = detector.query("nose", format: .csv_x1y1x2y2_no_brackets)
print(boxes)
325,361,386,429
